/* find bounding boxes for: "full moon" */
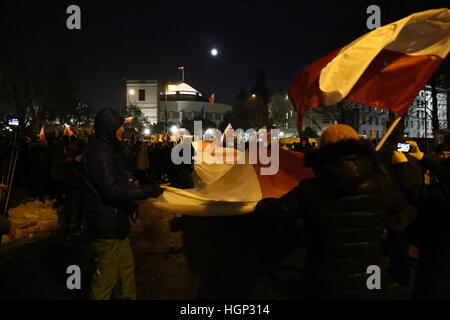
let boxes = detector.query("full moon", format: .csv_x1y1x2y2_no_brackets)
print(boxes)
211,48,218,56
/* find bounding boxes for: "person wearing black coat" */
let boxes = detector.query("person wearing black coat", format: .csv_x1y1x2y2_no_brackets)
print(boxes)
63,150,84,233
393,140,450,299
0,184,15,243
255,124,416,299
82,108,163,300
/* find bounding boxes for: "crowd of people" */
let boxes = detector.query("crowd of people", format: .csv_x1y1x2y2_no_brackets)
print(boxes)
1,109,450,300
256,124,450,299
282,139,318,153
0,124,193,235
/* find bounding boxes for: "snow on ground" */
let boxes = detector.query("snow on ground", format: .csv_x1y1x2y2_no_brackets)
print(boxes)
1,199,59,243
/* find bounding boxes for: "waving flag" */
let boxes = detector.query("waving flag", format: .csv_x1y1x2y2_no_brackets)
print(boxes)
39,126,45,141
288,8,450,130
148,144,314,216
63,126,74,137
124,116,133,124
209,93,215,104
178,66,185,81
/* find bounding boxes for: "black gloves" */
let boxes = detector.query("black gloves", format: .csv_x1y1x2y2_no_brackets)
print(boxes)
143,184,165,198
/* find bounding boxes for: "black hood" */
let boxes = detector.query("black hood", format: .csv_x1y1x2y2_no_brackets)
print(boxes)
305,140,380,194
93,108,124,145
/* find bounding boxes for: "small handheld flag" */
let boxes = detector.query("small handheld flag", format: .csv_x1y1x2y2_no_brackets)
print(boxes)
63,126,74,137
124,117,133,124
39,126,45,141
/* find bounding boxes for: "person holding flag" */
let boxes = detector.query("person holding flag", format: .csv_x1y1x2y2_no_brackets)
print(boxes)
82,108,164,300
255,124,416,299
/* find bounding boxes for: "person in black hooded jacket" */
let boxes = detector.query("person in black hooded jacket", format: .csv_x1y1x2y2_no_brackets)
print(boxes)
255,124,416,299
82,108,163,300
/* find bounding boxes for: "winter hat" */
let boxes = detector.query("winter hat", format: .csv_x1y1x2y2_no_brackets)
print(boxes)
320,124,359,147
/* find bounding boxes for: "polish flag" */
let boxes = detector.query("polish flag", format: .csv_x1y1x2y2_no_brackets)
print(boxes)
63,126,74,137
178,66,184,71
39,126,45,141
288,8,450,130
150,146,315,216
124,117,133,124
209,93,215,104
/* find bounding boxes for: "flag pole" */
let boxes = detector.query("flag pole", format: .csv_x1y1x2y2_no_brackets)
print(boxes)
375,116,402,152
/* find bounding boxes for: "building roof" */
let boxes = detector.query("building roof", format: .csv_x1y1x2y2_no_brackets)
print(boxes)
166,82,202,96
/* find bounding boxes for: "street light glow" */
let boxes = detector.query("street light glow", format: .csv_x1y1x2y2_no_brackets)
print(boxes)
168,84,178,91
170,125,178,135
251,94,256,98
129,89,135,95
211,48,218,56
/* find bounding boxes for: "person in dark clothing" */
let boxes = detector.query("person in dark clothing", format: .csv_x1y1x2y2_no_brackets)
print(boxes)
0,184,15,244
386,142,425,287
32,139,52,202
82,108,164,300
63,150,84,233
171,138,196,189
50,137,67,205
255,124,415,299
393,140,450,299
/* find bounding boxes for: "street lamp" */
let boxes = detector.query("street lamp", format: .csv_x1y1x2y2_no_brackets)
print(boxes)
170,125,178,135
128,89,135,106
251,94,256,98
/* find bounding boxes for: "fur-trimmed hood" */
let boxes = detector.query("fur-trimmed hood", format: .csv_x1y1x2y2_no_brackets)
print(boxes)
304,140,380,194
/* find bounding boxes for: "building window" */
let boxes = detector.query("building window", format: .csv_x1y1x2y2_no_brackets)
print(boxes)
139,89,146,101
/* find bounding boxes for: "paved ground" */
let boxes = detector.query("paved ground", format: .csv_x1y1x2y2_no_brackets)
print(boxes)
0,195,415,300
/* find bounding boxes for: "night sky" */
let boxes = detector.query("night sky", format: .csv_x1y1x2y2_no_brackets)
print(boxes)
1,0,447,110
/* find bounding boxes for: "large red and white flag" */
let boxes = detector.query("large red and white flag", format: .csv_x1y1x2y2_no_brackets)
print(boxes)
288,8,450,130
